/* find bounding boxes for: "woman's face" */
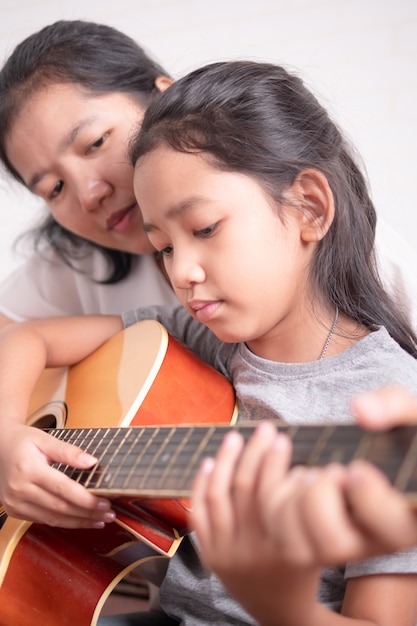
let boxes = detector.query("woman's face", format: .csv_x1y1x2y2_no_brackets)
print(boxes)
5,82,154,254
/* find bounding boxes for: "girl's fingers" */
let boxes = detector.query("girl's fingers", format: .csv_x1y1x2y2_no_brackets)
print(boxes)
352,386,417,430
4,495,115,529
4,462,114,527
295,464,371,565
345,460,417,552
190,456,215,547
232,422,285,521
35,428,98,469
1,427,113,527
255,429,293,514
190,430,245,554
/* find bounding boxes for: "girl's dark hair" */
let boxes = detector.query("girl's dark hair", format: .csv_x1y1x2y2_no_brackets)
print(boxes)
0,20,170,283
131,60,417,356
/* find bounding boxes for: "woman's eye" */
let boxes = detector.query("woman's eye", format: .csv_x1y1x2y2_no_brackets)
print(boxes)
159,245,173,257
49,180,63,200
87,134,107,154
195,223,218,237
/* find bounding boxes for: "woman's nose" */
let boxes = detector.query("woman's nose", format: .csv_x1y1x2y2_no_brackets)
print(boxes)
77,177,113,212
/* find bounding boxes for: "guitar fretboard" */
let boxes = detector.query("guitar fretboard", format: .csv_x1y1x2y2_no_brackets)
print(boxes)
49,423,417,499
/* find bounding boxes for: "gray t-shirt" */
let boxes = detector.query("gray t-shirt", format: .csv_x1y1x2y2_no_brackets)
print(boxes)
123,305,417,625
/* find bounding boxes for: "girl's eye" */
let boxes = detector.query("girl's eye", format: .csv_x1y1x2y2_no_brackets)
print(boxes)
49,180,63,200
195,223,218,237
87,134,107,154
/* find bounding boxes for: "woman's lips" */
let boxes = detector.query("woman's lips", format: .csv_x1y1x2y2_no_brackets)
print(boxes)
106,205,136,232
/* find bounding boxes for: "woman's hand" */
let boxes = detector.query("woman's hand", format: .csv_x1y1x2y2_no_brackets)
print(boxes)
0,422,115,528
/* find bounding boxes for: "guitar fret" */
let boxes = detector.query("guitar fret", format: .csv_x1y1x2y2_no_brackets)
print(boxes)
305,426,336,466
351,431,373,462
116,428,152,490
89,428,133,490
152,427,196,491
177,426,217,490
43,423,417,499
394,430,417,491
128,427,176,490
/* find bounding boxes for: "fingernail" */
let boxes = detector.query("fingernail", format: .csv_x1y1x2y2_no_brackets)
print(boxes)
199,457,215,474
92,521,105,529
223,431,243,447
79,452,98,465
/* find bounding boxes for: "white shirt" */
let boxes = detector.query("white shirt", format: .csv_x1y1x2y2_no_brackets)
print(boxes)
0,248,178,320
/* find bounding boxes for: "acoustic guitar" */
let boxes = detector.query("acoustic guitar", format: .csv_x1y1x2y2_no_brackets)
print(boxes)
0,320,237,626
1,320,416,625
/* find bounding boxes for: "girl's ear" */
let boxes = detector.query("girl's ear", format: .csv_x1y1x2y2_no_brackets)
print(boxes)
291,169,335,243
154,76,174,92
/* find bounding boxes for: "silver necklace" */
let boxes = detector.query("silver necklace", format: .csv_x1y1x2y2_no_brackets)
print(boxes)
319,306,339,360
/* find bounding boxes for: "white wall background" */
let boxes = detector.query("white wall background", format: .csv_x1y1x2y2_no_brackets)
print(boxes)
0,0,416,281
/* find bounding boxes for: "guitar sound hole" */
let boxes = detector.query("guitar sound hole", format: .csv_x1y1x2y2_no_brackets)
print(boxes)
28,401,68,430
32,413,59,429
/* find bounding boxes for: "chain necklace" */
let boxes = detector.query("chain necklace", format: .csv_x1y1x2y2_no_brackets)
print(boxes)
319,306,339,360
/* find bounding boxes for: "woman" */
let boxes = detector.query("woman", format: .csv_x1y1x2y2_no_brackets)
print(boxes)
0,19,178,329
0,18,180,619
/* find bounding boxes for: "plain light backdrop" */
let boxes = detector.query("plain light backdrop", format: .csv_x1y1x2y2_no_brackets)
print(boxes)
0,0,416,281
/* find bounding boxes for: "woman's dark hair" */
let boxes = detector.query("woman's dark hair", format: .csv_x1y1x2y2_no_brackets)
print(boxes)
0,20,170,283
131,60,417,356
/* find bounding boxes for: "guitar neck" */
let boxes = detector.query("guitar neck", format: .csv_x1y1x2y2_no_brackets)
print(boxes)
49,423,417,500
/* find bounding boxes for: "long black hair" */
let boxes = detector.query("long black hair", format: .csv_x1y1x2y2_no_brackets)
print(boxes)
0,20,169,283
130,60,417,356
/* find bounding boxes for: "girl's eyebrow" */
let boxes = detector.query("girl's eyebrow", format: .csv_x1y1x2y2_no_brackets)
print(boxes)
143,195,206,233
28,116,97,191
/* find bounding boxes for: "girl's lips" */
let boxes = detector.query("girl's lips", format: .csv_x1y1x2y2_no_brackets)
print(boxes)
106,205,136,232
190,300,223,323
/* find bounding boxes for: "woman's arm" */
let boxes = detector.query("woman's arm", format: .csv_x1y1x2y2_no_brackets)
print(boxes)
0,314,123,527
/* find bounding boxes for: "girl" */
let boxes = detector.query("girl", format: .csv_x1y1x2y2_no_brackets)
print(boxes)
0,19,178,328
1,60,417,624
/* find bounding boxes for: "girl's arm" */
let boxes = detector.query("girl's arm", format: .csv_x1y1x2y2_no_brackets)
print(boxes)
190,419,417,625
0,315,123,527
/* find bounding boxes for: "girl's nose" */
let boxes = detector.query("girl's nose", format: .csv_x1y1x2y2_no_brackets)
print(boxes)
170,256,206,290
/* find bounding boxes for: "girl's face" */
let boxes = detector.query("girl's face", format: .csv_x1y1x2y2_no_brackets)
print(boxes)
5,82,154,254
134,146,320,361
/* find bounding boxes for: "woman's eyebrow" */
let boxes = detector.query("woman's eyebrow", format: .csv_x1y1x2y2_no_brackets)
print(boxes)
28,117,97,191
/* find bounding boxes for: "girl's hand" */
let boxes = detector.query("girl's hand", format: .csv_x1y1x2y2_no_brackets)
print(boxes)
0,423,115,528
189,422,323,624
352,385,417,429
189,420,417,625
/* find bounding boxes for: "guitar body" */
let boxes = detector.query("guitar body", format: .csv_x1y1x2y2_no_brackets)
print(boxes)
0,320,237,625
